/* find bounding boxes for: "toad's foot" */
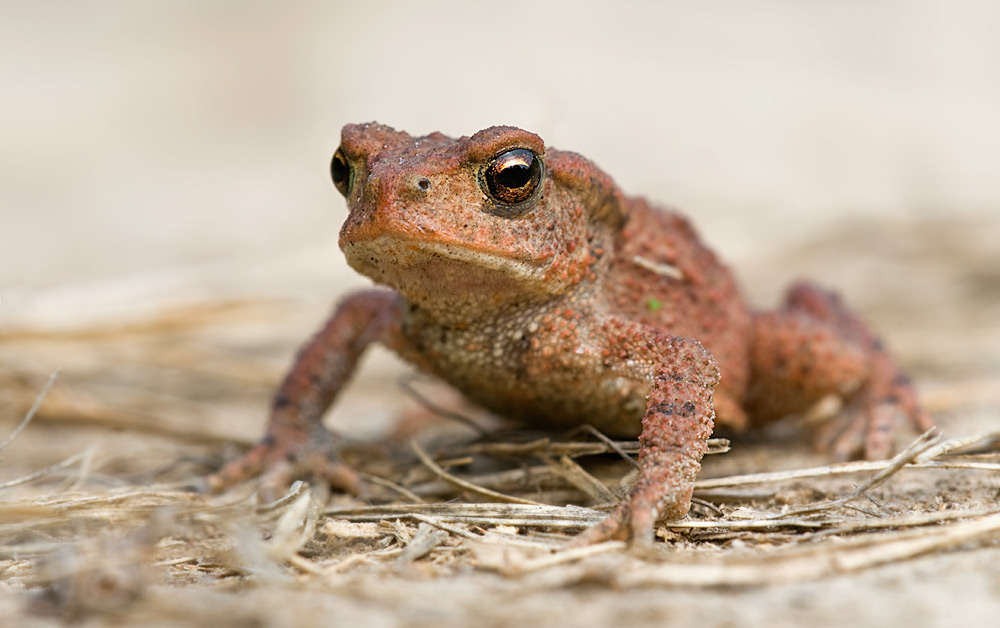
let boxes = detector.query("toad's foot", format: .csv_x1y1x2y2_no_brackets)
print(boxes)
569,483,690,552
206,425,364,502
749,282,933,461
815,365,934,461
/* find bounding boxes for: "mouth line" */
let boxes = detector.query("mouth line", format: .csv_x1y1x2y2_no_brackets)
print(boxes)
346,234,545,283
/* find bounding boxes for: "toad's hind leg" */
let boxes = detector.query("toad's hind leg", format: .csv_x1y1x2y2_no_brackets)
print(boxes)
745,282,932,460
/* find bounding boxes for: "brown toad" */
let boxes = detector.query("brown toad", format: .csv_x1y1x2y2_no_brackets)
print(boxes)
209,123,931,547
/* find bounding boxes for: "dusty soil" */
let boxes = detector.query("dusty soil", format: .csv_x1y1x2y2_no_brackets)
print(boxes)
1,215,998,628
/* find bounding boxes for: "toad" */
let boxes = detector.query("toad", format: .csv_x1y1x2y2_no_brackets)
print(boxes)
208,123,931,547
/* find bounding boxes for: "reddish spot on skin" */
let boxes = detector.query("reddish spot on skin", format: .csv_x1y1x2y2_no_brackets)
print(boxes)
210,122,933,548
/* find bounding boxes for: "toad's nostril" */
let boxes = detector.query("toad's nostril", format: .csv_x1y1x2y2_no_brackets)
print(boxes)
417,178,431,191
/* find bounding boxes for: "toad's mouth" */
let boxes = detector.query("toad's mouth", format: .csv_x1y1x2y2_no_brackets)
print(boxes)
342,235,551,296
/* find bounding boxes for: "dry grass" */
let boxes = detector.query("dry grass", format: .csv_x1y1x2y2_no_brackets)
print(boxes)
1,315,998,625
1,218,998,626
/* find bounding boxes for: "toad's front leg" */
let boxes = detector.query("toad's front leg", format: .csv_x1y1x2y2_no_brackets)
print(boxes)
573,331,719,549
207,289,407,501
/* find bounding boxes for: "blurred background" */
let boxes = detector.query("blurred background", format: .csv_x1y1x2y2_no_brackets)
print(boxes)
2,0,998,328
1,5,999,624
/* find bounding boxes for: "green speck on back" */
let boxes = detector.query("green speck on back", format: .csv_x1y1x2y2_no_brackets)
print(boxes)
646,298,663,311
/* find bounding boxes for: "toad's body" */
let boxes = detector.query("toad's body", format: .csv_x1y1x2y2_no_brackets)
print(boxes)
210,123,930,546
392,199,750,438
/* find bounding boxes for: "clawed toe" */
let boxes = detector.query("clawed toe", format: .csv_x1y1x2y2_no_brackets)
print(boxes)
207,428,365,501
568,504,630,549
205,440,269,493
815,377,933,461
568,492,664,552
255,455,363,503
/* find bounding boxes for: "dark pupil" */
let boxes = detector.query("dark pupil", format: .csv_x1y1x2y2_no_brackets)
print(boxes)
496,156,533,188
331,152,348,186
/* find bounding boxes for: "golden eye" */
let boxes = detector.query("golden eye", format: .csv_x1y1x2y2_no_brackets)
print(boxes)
483,148,542,206
330,147,351,197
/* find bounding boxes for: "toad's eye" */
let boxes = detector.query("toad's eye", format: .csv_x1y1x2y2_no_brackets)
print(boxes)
483,148,542,206
330,147,351,197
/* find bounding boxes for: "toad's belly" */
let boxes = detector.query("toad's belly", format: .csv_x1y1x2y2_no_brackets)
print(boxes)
406,338,651,437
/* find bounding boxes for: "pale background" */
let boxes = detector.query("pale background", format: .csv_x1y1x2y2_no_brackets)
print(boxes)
1,2,999,627
3,0,998,325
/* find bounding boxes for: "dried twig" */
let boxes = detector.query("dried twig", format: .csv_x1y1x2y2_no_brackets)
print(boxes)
770,428,940,519
0,369,59,454
693,429,996,492
503,540,626,575
542,454,618,503
327,502,605,529
615,512,1000,587
453,436,728,460
0,448,90,490
398,374,489,435
571,425,640,468
411,440,546,506
361,472,427,504
407,464,562,498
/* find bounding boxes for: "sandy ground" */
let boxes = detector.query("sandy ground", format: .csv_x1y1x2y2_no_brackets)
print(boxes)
2,2,999,627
